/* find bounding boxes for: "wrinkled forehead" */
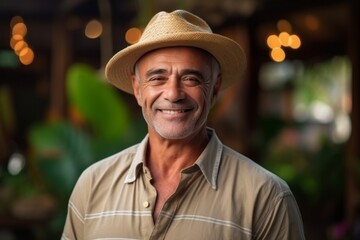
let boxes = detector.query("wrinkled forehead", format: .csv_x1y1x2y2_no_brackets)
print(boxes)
133,46,219,73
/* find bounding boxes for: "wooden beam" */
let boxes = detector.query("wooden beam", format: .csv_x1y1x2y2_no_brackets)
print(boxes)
345,0,360,222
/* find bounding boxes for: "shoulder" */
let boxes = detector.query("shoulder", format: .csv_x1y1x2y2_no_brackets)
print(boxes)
65,143,142,227
220,145,291,197
87,144,139,174
74,143,140,191
68,143,141,207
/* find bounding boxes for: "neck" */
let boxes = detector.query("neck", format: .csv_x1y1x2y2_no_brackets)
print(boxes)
145,127,210,223
146,128,209,179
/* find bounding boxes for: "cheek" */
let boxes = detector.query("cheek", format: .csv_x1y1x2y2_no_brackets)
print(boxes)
132,79,143,107
139,88,159,109
134,82,152,106
200,86,213,106
134,91,143,107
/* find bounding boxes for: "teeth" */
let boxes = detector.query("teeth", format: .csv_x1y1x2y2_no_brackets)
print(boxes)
162,110,185,114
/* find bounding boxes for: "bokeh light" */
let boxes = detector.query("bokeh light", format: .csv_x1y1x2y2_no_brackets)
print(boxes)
125,27,142,44
19,47,34,65
267,34,281,49
12,22,27,37
8,152,26,175
14,40,28,55
279,32,291,47
85,19,103,39
266,20,301,62
10,16,23,28
277,19,292,33
305,15,320,31
9,16,34,65
289,34,301,49
270,47,286,62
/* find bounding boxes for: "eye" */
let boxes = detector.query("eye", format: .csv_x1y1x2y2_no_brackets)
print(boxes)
147,75,167,85
182,76,201,86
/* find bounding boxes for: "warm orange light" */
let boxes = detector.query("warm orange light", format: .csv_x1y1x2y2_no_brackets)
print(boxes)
266,19,301,62
267,34,281,49
10,16,23,28
10,34,23,49
12,22,27,37
305,15,319,31
19,47,34,65
289,34,301,49
14,40,28,55
270,47,286,62
125,27,142,44
277,19,292,33
85,19,103,39
279,32,291,47
9,16,34,66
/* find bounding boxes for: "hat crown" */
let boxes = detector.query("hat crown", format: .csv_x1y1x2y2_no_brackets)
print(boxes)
139,10,213,42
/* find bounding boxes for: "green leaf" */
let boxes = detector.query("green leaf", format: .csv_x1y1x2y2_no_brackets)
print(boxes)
28,121,94,200
66,64,131,140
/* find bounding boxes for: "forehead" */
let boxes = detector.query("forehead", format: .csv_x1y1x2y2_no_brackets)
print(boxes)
136,47,214,67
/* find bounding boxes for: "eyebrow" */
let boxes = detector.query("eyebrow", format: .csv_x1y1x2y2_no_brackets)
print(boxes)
145,68,167,78
180,69,205,80
145,68,205,80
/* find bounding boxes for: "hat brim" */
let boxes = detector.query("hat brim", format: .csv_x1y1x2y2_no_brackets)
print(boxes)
105,32,246,94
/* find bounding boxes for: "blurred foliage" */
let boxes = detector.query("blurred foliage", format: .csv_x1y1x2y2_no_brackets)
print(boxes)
258,117,346,204
3,63,146,237
28,121,93,203
257,56,350,206
66,64,131,141
293,56,351,108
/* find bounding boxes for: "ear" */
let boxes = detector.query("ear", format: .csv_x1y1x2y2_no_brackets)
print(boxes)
131,75,143,107
211,74,222,106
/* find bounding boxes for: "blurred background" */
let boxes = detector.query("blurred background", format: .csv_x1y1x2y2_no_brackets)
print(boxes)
0,0,359,239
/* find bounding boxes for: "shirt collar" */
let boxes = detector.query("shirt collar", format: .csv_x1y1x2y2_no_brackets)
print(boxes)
124,128,224,190
124,135,148,183
193,128,223,190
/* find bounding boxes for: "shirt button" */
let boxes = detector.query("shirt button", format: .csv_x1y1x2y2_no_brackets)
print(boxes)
143,201,150,208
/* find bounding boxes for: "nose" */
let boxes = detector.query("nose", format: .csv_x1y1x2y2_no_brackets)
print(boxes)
163,76,185,102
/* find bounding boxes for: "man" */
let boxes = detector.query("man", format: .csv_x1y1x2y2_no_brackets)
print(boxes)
62,10,305,239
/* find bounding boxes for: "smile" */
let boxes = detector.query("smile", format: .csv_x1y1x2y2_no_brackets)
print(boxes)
161,109,189,114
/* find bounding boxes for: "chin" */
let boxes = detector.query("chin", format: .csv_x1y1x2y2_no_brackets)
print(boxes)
154,126,194,140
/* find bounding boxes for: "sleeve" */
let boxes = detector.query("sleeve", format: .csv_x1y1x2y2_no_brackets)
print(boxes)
254,190,306,240
61,169,92,240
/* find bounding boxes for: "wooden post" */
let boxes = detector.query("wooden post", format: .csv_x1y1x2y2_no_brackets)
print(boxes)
345,0,360,223
48,15,71,120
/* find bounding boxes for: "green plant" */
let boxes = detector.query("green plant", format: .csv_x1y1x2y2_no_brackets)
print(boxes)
26,63,146,237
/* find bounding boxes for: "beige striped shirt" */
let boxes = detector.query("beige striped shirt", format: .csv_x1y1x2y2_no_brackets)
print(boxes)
62,128,305,239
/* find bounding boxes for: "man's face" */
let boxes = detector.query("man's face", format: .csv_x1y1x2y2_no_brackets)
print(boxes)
132,47,221,140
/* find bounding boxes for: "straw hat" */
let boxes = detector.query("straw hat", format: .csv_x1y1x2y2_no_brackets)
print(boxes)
105,10,246,94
